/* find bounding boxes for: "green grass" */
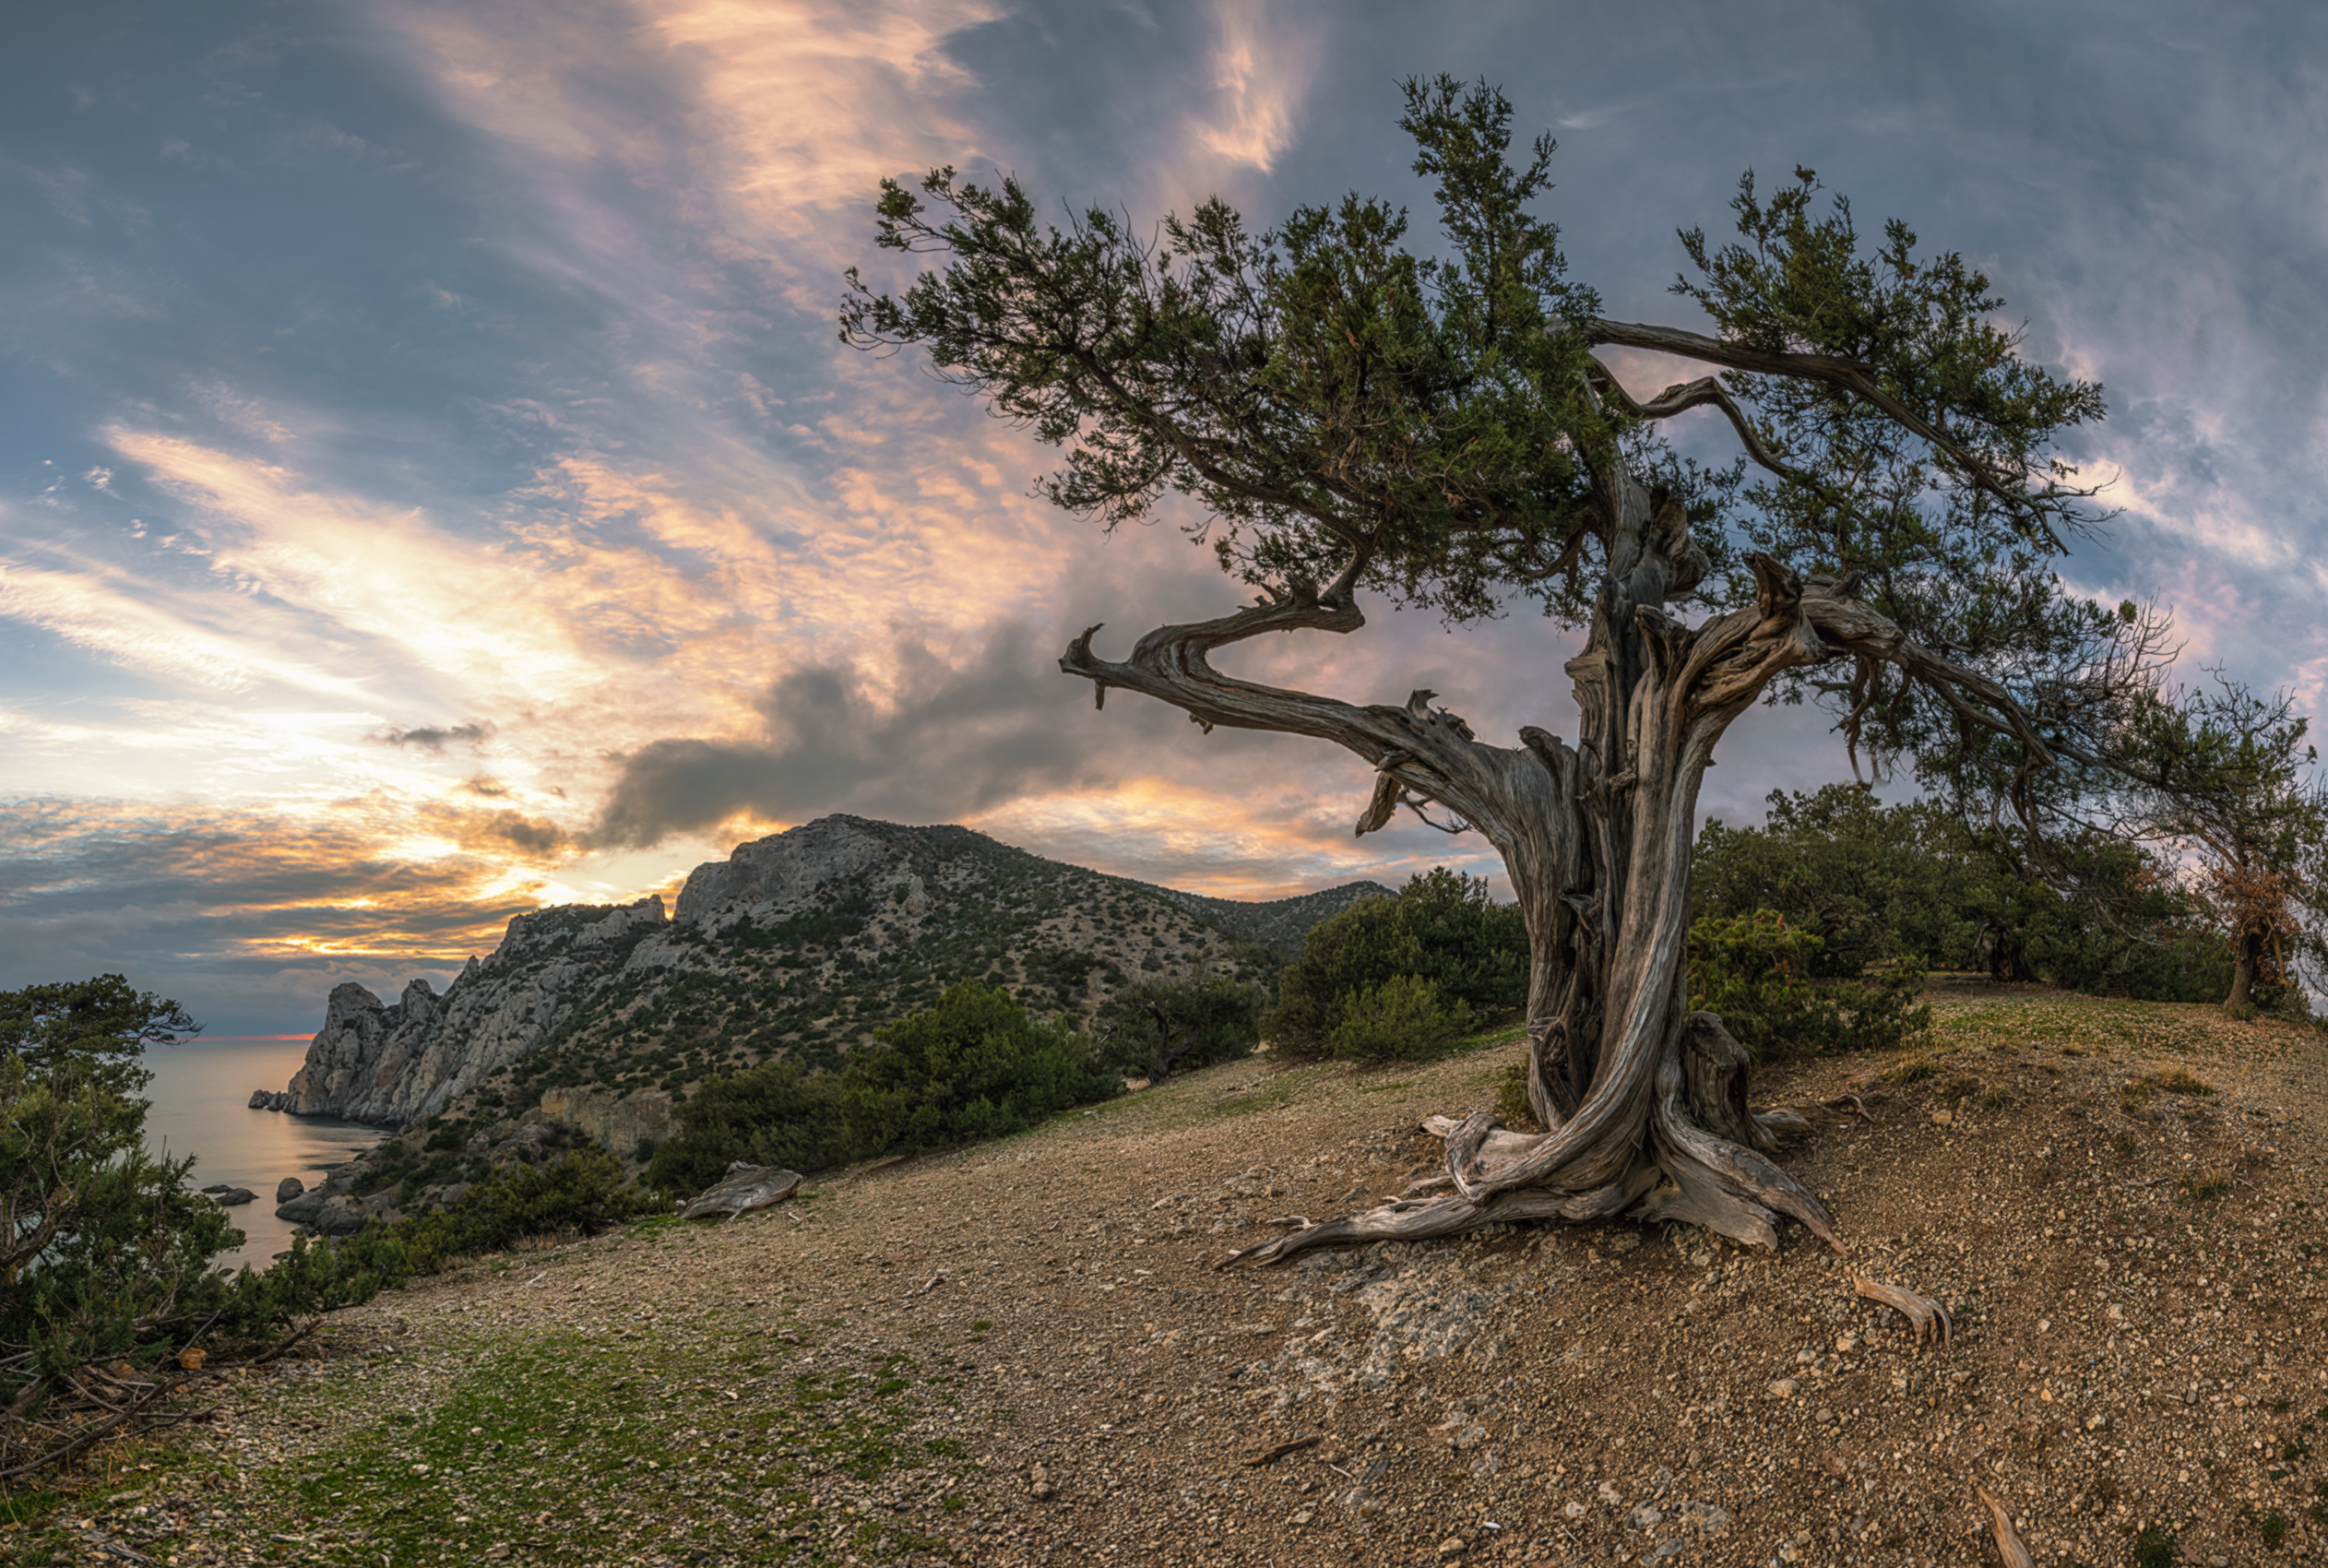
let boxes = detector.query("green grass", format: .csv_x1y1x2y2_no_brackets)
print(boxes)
222,1324,982,1565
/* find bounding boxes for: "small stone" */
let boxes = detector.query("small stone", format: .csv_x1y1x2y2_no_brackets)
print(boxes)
1289,1509,1313,1526
277,1176,305,1203
1930,1109,1954,1126
1028,1463,1056,1501
176,1348,206,1371
1435,1538,1467,1560
1767,1378,1798,1399
1451,1424,1488,1451
1835,1335,1858,1353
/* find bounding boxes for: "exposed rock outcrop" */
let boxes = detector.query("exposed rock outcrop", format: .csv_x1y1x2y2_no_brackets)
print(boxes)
535,1086,673,1157
271,897,668,1124
677,1163,802,1220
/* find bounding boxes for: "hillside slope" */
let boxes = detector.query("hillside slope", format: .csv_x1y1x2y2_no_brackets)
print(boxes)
56,987,2328,1567
262,816,1364,1131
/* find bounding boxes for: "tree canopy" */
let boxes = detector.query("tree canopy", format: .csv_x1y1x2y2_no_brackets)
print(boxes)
844,76,2158,806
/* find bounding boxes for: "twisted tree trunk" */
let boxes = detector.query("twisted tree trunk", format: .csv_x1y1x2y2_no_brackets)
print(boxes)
1064,469,2056,1262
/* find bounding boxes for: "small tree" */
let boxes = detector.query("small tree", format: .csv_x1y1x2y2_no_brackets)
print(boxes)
2133,678,2328,1010
1266,867,1527,1050
838,980,1120,1154
847,77,2167,1258
1095,973,1265,1082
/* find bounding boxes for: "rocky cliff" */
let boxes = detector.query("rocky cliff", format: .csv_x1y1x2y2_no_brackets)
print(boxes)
254,896,670,1124
260,815,1389,1132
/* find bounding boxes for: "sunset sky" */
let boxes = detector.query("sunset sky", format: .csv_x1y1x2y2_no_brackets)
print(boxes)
5,1,2323,1038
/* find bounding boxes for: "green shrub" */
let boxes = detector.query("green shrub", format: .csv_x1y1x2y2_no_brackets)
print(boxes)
645,1057,850,1196
0,978,393,1475
1325,974,1473,1063
345,1149,659,1277
1267,868,1526,1050
839,980,1119,1156
1494,1056,1539,1130
1694,786,2237,1000
1095,974,1265,1081
1687,910,1929,1060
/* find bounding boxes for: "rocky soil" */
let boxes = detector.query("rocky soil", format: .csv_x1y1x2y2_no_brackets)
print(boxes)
11,984,2325,1568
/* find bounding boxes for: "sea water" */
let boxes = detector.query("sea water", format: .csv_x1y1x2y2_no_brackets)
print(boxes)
139,1037,381,1273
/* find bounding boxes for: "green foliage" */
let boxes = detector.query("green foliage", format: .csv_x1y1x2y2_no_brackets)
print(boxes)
841,981,1120,1156
1693,788,1978,977
339,1150,659,1280
2127,676,2328,1004
0,975,197,1087
1324,974,1472,1063
1094,973,1265,1081
1266,868,1527,1051
847,77,2143,805
1687,910,1928,1060
1,979,402,1473
644,1058,850,1197
646,981,1122,1195
1693,787,2237,1002
1494,1057,1538,1131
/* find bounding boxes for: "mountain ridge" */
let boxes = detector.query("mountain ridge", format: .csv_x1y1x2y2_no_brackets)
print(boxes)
255,814,1391,1138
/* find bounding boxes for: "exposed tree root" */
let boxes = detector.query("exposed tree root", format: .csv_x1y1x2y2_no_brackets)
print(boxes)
1975,1484,2036,1568
1228,1009,1842,1266
1855,1276,1954,1349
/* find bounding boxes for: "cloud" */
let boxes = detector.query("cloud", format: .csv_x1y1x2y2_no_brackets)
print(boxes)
1188,1,1315,173
370,719,497,753
589,620,1142,847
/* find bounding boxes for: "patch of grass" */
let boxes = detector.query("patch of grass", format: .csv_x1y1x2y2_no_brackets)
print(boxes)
0,1486,63,1528
1357,1079,1417,1094
1884,1055,1942,1084
2145,1068,2216,1096
243,1324,975,1566
1208,1067,1324,1118
2180,1168,2234,1203
2132,1524,2179,1567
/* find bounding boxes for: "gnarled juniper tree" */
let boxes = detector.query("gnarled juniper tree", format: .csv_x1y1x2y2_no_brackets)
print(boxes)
843,78,2167,1259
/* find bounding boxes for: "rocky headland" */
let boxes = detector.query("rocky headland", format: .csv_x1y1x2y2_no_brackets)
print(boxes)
252,815,1386,1227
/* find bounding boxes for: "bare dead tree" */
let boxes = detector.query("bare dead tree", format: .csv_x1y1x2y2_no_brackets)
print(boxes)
843,77,2168,1259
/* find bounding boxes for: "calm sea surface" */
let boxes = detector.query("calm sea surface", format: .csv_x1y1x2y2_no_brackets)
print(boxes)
139,1038,381,1273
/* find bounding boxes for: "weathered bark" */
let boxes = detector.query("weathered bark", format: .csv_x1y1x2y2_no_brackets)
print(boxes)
2226,936,2260,1010
1062,457,2069,1263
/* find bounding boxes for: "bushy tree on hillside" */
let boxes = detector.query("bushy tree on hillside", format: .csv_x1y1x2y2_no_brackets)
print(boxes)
1692,788,1977,977
848,77,2171,1259
645,981,1127,1194
844,980,1120,1153
2131,678,2328,1012
1094,973,1265,1082
645,1059,852,1196
1692,787,2232,1000
1265,868,1526,1055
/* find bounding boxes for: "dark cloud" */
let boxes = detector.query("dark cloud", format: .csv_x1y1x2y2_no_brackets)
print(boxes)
368,719,497,754
589,622,1167,848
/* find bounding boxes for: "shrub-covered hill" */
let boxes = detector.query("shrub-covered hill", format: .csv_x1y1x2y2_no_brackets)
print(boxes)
1133,878,1395,957
507,818,1289,1106
265,817,1379,1149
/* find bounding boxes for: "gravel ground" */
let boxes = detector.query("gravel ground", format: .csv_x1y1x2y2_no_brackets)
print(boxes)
9,983,2325,1568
